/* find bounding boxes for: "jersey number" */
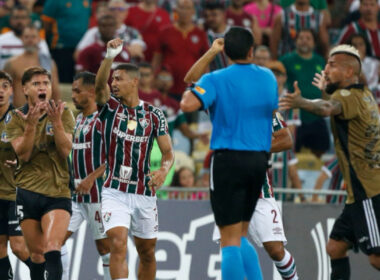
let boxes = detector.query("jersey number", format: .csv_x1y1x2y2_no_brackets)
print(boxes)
271,209,278,224
17,205,24,220
95,211,102,223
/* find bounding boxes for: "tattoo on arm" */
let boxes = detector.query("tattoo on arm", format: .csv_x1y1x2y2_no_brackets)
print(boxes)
301,98,342,117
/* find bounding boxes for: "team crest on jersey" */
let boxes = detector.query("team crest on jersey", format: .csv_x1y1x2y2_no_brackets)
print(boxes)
82,125,90,135
139,118,150,129
4,113,11,124
46,123,54,136
1,131,8,142
340,89,351,97
127,120,137,131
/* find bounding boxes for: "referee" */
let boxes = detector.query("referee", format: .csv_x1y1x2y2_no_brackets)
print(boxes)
181,27,278,280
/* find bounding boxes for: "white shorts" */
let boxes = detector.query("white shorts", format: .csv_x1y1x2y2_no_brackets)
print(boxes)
101,187,158,239
68,202,107,240
212,197,287,247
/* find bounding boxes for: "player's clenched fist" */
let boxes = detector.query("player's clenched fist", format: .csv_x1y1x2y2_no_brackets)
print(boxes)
106,38,123,59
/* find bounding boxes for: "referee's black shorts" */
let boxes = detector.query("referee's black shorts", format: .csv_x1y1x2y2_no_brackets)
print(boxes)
210,150,269,226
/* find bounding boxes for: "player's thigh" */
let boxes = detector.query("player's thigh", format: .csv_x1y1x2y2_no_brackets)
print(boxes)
130,194,158,240
67,201,85,235
83,203,107,241
248,198,287,247
101,188,132,235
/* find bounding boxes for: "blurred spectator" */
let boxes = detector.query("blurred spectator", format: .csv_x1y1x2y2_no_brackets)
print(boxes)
125,0,171,62
280,28,329,158
76,0,145,62
152,0,208,101
312,156,346,204
170,166,208,200
0,5,50,69
244,0,282,46
3,24,59,107
76,14,131,81
338,0,380,59
204,2,230,71
0,0,43,34
225,0,253,29
270,0,329,59
280,0,328,9
347,33,379,93
138,62,162,105
0,0,13,20
254,45,271,66
89,1,108,27
42,0,91,82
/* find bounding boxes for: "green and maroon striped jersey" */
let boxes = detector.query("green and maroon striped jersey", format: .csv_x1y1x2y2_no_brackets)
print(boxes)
260,112,288,199
71,111,104,203
95,96,169,196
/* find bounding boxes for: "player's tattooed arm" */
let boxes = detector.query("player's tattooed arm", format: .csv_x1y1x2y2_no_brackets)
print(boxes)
95,38,123,105
279,81,342,117
148,134,174,191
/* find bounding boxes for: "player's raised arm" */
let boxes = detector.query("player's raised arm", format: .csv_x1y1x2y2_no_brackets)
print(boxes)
95,38,123,105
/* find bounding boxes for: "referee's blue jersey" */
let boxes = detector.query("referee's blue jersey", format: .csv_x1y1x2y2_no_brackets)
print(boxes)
191,63,278,152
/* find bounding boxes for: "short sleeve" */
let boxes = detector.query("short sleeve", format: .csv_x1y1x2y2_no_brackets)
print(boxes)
330,89,359,120
190,73,216,110
4,111,24,142
62,108,75,135
152,107,169,137
272,112,287,132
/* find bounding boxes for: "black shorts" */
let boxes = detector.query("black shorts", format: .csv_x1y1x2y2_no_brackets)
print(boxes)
295,118,330,152
16,188,72,222
0,199,22,236
210,150,269,226
330,194,380,255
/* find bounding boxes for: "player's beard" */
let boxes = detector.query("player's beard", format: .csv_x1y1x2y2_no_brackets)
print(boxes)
325,81,340,95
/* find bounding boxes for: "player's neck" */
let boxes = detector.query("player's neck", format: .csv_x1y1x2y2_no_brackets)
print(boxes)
121,93,140,108
0,103,10,119
82,103,97,117
140,2,156,12
341,78,359,89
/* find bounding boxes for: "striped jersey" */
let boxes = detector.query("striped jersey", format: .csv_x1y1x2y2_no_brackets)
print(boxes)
260,112,288,198
322,157,346,204
280,4,322,56
338,20,380,59
71,111,104,203
95,96,169,196
207,27,230,71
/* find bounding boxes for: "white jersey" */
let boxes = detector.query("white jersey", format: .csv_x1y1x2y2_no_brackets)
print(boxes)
0,31,50,69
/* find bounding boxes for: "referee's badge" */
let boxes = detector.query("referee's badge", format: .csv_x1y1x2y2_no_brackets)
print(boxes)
46,122,54,136
194,86,206,95
127,120,137,131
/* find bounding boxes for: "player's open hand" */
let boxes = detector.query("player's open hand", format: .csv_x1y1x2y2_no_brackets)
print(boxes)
279,81,302,111
16,103,42,127
75,175,95,195
211,38,224,53
147,169,167,192
312,71,326,91
46,100,65,125
106,38,123,59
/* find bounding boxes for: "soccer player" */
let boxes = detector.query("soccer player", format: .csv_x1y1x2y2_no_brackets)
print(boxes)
181,28,278,280
0,70,31,279
95,38,174,280
280,45,380,279
64,71,111,280
5,67,75,280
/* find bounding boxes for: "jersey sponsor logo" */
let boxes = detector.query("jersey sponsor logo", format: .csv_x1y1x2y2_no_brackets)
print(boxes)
340,89,351,97
112,127,149,143
139,118,150,129
46,122,54,136
112,176,138,185
4,113,11,124
1,131,8,142
120,165,132,180
127,120,137,131
72,142,91,150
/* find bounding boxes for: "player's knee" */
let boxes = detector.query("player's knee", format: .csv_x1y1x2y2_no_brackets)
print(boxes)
110,236,127,255
266,245,285,261
10,240,26,257
30,252,45,263
326,240,346,259
136,245,155,264
369,254,380,270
